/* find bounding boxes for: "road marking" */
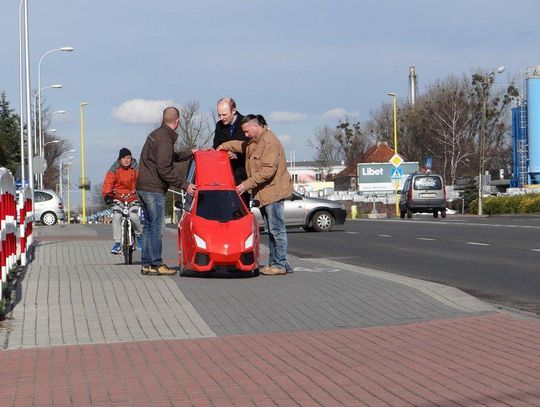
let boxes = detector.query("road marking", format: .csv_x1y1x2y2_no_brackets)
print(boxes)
417,237,436,241
532,249,540,252
466,242,491,246
345,231,359,234
293,267,338,273
377,234,392,238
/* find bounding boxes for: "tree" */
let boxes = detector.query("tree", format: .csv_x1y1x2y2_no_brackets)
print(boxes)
335,119,371,164
42,131,74,190
308,125,341,176
0,92,21,174
176,101,214,151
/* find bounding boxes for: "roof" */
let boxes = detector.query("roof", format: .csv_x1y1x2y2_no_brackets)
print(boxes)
331,143,400,179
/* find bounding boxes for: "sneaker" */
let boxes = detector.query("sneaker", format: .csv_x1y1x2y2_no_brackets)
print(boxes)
261,265,286,275
111,242,122,254
156,264,177,275
136,235,142,251
141,265,158,275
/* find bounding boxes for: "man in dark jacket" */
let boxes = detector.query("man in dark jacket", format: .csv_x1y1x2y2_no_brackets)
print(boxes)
213,97,250,206
137,106,195,275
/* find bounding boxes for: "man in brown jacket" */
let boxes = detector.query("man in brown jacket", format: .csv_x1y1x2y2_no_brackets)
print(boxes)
218,114,293,275
137,106,196,276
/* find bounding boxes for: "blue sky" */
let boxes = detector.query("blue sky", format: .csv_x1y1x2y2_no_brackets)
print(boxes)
2,0,539,207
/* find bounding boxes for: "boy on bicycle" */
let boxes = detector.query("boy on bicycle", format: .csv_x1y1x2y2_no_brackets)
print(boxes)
102,148,142,254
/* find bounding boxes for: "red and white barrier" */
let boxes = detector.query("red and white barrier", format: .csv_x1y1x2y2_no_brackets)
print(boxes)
17,186,33,266
0,168,33,281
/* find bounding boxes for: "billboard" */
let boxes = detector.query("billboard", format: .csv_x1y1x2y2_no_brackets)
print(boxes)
357,162,419,194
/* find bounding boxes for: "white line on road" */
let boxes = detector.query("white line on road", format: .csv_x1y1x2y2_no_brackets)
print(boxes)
377,234,392,238
532,249,540,252
417,237,436,241
345,231,359,234
466,242,491,246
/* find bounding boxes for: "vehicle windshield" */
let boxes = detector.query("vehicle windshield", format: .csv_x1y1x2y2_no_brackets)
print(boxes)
413,176,442,190
196,190,248,222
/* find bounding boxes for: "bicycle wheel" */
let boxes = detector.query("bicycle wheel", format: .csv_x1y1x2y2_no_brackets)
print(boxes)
123,220,130,265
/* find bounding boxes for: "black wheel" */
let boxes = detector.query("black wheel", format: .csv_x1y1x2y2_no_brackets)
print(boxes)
400,209,405,219
441,209,447,218
433,211,439,218
41,211,57,226
311,210,335,232
406,207,413,218
251,268,260,277
123,221,130,265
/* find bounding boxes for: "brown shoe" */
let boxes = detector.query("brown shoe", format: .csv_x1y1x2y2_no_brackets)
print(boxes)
156,264,177,275
141,265,158,275
261,266,286,275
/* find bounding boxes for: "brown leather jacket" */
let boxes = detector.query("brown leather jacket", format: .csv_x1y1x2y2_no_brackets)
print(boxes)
220,126,292,207
136,123,192,194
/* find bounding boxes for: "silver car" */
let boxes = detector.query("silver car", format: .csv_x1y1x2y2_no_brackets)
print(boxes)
34,189,66,225
252,192,347,232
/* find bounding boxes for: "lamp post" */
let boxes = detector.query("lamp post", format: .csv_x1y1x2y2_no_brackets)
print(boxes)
478,66,505,215
66,161,72,224
37,47,74,158
80,102,88,224
22,0,34,216
18,0,26,185
387,92,399,217
59,156,74,200
33,84,62,155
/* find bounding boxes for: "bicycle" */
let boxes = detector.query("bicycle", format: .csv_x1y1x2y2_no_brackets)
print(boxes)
113,192,140,265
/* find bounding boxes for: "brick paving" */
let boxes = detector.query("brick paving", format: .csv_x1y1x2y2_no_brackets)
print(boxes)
0,224,539,406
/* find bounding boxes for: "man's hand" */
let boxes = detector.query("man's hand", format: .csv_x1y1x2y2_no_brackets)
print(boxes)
227,151,238,160
104,194,114,205
186,183,196,195
236,183,245,195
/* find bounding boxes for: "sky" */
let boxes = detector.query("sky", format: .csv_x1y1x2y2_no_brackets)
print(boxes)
2,0,540,207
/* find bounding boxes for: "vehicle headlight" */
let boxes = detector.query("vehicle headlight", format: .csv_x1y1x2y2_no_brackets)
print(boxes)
193,233,207,249
244,233,254,249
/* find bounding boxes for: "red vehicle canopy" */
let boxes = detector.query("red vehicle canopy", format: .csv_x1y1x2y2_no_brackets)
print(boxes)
193,150,235,187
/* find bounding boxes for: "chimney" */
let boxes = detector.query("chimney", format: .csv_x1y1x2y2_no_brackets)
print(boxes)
409,66,418,106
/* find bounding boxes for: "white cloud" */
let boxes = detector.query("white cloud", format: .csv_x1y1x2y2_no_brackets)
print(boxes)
278,134,292,145
320,108,353,121
268,111,308,123
112,99,179,124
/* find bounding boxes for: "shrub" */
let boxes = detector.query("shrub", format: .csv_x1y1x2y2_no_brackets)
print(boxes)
469,193,540,214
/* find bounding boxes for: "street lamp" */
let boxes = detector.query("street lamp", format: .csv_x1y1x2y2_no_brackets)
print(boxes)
33,84,62,155
66,161,72,224
37,47,74,160
43,139,59,149
387,92,399,217
478,66,505,215
59,155,74,200
80,102,88,224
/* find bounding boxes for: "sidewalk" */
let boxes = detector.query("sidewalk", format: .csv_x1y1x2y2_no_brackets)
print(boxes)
1,224,539,406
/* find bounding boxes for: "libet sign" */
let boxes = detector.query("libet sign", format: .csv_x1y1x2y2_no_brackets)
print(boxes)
357,162,419,193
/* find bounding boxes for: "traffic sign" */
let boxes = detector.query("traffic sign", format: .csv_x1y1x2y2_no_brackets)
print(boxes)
390,167,403,179
389,154,403,168
33,156,47,174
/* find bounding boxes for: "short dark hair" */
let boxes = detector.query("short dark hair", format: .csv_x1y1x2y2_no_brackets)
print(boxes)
241,114,267,127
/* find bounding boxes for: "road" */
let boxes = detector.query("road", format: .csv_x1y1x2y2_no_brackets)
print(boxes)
278,215,540,314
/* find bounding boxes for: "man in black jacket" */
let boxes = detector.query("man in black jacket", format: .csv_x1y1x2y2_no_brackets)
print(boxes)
137,106,195,276
213,97,250,206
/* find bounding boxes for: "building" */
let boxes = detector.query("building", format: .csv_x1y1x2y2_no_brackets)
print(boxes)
330,142,397,191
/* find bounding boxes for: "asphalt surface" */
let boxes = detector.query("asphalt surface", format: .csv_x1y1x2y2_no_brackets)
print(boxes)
282,215,540,314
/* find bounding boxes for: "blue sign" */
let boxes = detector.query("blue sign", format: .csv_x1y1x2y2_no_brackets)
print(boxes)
390,167,403,179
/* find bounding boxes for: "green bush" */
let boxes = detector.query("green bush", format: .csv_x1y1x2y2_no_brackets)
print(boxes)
468,193,540,214
0,299,5,319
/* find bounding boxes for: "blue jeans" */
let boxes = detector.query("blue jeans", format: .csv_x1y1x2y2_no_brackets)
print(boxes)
260,200,289,271
138,190,165,267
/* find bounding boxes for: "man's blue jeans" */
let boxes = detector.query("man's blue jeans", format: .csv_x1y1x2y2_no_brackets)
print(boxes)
138,190,165,267
260,199,289,271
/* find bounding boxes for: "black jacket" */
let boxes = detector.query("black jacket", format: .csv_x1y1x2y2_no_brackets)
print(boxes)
213,112,248,184
137,123,192,194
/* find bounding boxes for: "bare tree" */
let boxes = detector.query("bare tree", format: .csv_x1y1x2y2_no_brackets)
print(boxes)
334,118,372,164
308,125,341,179
176,101,214,151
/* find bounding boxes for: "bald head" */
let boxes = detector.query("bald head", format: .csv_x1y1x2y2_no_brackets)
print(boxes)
217,97,238,125
163,106,180,125
217,97,236,110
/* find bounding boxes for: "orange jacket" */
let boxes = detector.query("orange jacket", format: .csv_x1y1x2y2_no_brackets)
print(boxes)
101,159,139,203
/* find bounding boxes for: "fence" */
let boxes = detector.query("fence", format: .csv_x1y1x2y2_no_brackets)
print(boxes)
0,168,33,282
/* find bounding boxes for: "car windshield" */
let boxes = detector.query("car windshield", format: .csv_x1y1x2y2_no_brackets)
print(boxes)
196,190,248,222
414,176,442,190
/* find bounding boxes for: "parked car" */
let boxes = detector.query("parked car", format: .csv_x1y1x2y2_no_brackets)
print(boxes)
399,172,446,218
34,189,65,225
252,192,347,232
177,150,259,276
